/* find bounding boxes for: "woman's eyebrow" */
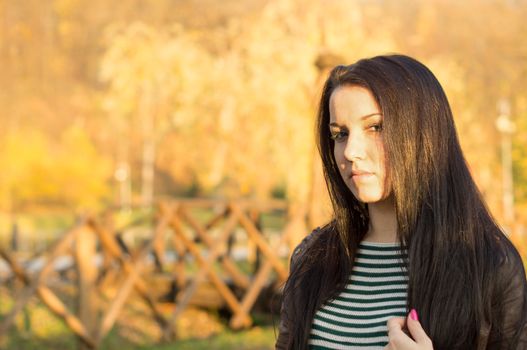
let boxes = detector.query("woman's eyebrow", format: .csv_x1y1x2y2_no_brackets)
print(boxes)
360,112,383,120
330,113,382,127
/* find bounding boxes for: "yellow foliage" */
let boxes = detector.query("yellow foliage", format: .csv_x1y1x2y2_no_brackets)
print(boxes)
54,125,113,209
2,0,527,218
0,127,112,211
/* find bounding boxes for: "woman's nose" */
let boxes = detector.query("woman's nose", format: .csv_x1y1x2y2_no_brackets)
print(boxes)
343,134,366,162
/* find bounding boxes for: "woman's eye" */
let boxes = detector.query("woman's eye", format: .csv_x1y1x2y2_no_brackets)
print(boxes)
368,124,383,132
330,131,348,142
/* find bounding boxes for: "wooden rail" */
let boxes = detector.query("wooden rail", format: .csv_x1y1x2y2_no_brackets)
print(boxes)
0,199,298,349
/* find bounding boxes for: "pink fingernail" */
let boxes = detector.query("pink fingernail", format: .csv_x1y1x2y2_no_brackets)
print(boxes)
410,309,418,321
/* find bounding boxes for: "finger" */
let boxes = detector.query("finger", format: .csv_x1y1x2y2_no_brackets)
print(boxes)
406,309,433,346
386,317,406,336
386,317,414,348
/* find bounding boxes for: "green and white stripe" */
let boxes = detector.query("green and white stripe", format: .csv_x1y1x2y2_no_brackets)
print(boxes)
309,241,408,350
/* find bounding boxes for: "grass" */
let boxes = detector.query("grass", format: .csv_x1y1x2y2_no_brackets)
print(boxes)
0,288,277,350
135,327,276,350
3,328,277,350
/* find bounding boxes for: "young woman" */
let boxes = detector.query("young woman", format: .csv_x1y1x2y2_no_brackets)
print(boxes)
276,55,527,349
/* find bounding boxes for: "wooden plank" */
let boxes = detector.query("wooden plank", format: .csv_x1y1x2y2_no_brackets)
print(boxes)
97,262,139,342
204,207,228,230
178,207,250,289
88,219,122,259
37,286,96,348
0,242,96,347
90,216,171,339
230,204,288,280
163,198,288,211
170,214,251,328
231,207,293,328
219,257,250,289
0,226,78,336
167,211,239,326
151,202,173,270
170,234,187,288
95,205,173,342
75,226,98,350
230,260,273,329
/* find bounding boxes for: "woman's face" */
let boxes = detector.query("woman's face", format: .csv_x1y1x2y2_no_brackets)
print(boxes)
329,85,390,203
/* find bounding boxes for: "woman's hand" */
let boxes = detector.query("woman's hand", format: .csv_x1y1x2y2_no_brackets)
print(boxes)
384,309,434,350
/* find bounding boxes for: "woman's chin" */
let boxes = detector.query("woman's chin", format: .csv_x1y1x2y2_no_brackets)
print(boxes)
351,191,386,204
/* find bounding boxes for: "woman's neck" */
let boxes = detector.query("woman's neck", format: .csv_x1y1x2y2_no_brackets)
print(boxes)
363,195,397,243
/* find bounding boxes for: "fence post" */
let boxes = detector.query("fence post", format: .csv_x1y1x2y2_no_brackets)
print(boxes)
75,224,98,350
249,208,262,274
10,220,19,252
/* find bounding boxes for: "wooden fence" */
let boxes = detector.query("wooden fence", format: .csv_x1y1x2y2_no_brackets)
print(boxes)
0,198,299,349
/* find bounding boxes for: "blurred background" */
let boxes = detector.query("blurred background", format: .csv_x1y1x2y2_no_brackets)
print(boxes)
0,0,527,349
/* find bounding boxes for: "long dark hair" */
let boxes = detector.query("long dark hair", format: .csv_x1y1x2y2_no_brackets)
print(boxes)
281,54,527,349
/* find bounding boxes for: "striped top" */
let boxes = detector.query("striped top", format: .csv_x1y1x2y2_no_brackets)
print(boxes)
309,241,408,349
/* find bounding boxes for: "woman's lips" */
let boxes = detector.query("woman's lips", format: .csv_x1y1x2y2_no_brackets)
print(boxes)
352,173,373,180
350,171,374,181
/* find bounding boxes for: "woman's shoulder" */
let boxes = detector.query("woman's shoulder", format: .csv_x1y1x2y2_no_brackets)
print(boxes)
494,235,524,273
490,234,526,293
289,225,328,266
